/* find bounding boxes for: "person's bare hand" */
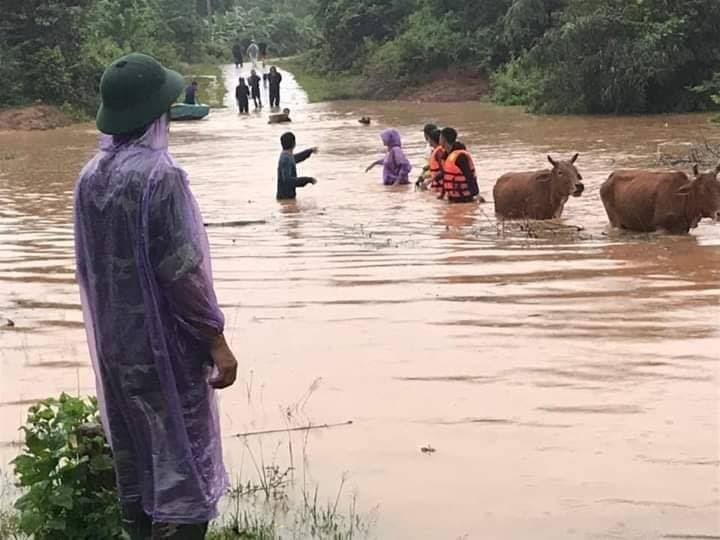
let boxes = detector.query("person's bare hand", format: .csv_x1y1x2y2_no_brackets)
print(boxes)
310,177,318,185
209,335,238,389
365,164,374,173
311,146,319,154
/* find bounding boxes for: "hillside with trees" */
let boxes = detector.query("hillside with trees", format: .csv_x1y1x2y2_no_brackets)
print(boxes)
310,0,720,114
2,0,719,115
0,0,316,113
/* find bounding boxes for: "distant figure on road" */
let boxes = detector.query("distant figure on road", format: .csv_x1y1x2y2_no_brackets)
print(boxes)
365,129,412,186
247,40,259,67
268,66,282,109
232,41,244,68
184,80,198,105
277,132,318,200
248,69,262,109
259,42,268,66
235,77,250,114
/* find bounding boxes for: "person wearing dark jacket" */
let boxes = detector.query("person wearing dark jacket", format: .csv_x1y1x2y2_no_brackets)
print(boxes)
268,66,282,109
232,41,244,68
248,70,262,109
277,132,318,200
184,81,198,105
439,127,480,203
235,77,250,114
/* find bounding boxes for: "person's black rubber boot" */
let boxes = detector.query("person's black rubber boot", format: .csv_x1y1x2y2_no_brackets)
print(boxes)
121,501,152,540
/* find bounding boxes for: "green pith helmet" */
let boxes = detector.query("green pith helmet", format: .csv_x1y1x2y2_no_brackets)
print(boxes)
96,53,185,135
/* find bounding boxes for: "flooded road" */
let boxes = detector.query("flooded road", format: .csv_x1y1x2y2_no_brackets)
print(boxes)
1,65,719,539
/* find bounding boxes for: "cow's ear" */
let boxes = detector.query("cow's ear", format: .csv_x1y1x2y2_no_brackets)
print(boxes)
570,153,579,164
677,181,694,196
692,164,699,177
547,155,558,168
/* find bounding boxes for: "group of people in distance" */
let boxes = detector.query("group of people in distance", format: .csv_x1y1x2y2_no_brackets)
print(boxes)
363,124,482,203
235,66,282,114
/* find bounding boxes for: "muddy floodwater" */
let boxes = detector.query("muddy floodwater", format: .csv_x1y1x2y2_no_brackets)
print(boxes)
1,66,719,539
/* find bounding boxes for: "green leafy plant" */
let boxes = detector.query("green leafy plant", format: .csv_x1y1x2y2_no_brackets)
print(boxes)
12,394,122,540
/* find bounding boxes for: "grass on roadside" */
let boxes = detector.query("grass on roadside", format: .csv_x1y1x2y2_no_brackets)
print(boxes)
179,63,227,108
274,57,365,103
3,383,374,540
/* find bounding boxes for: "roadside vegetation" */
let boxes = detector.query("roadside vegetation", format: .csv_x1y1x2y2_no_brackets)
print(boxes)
275,57,364,102
0,0,315,116
3,1,718,116
1,393,373,540
304,0,720,114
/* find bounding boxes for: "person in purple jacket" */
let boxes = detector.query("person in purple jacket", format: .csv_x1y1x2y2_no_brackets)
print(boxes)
74,53,237,540
365,128,412,185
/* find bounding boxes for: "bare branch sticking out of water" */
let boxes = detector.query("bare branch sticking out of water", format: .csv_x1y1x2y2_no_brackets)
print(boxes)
204,220,267,228
487,219,590,241
656,136,720,167
229,420,354,439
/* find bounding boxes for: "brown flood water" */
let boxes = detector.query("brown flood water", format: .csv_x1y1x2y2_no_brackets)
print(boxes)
1,65,719,539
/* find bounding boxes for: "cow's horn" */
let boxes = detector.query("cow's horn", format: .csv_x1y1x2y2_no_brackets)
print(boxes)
547,155,558,167
570,153,579,164
715,163,720,174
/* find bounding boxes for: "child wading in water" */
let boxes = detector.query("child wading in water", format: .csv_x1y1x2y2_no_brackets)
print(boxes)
276,132,318,200
236,77,250,114
365,129,412,185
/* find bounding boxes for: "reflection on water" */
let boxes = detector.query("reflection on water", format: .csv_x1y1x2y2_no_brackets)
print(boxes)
0,65,719,539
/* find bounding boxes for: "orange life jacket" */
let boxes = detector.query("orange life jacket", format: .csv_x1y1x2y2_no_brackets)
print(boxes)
443,149,476,200
429,145,445,191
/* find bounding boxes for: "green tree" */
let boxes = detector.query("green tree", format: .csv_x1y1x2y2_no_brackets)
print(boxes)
522,0,720,113
314,0,417,70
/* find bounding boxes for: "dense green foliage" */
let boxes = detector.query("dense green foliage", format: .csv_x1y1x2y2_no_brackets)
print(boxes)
312,0,720,113
12,395,120,540
3,0,718,115
0,0,316,113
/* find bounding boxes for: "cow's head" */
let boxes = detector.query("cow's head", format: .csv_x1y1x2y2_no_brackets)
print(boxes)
546,153,584,197
681,164,720,220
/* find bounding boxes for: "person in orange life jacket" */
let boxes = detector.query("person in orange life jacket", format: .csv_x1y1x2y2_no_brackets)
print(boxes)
417,125,446,192
439,127,481,203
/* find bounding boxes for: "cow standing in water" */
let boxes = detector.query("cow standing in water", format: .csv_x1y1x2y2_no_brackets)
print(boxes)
600,164,720,234
493,154,585,220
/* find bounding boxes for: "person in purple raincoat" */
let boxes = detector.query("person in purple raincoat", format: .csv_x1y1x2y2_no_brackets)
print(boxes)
73,53,238,540
365,128,412,185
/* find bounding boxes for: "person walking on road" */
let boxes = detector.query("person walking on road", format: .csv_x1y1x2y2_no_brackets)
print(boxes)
236,77,250,114
247,40,259,68
268,66,282,109
248,69,262,109
232,40,244,68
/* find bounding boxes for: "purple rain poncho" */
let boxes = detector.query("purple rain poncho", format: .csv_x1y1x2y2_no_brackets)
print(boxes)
73,115,228,524
379,129,411,185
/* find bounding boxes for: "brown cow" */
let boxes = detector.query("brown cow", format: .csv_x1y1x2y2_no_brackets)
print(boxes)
493,154,584,220
600,164,720,234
